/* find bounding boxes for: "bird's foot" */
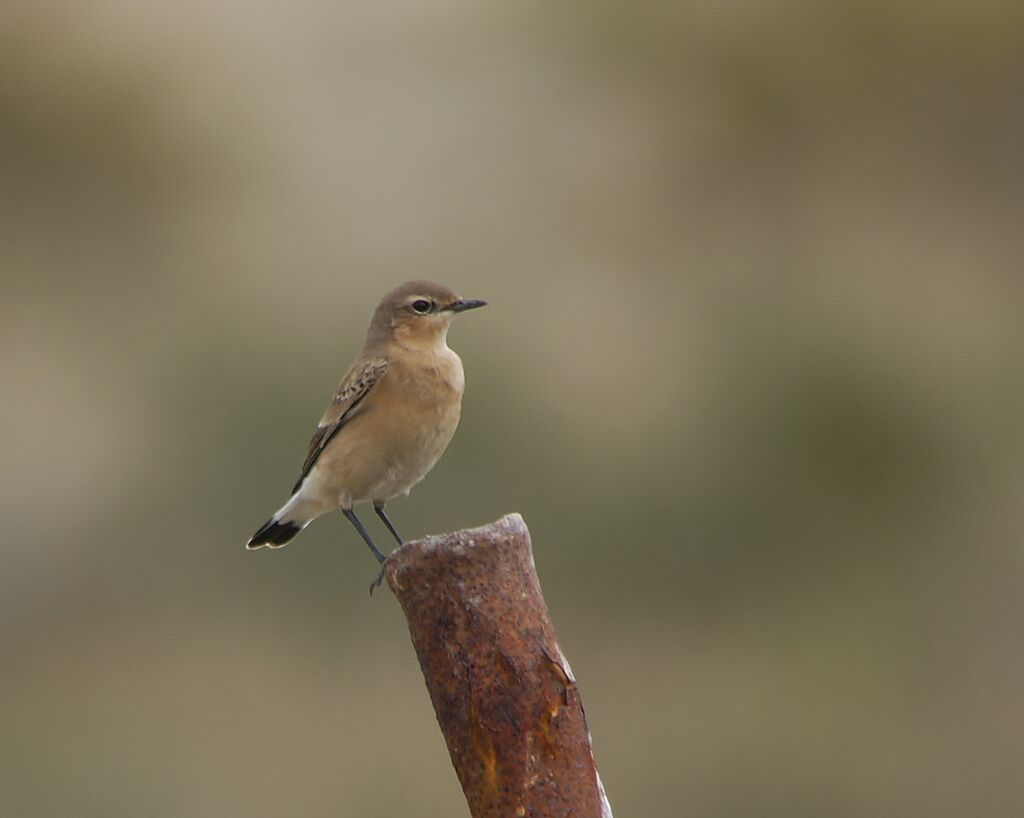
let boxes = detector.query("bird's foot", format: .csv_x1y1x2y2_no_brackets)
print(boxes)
369,566,386,596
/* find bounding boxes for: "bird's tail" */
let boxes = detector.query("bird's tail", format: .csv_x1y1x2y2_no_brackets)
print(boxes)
246,492,322,550
246,518,302,549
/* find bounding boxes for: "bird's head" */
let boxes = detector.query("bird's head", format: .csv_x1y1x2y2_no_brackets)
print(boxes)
367,280,487,349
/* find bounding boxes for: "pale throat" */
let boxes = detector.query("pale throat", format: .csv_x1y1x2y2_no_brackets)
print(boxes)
393,320,453,356
390,320,464,392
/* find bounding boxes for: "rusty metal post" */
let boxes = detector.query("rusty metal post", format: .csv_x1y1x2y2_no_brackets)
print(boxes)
384,513,612,818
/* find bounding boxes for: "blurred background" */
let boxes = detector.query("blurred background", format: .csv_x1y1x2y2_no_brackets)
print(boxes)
2,2,1022,816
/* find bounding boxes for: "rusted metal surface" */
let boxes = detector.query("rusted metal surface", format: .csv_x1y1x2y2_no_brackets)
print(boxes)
385,513,612,818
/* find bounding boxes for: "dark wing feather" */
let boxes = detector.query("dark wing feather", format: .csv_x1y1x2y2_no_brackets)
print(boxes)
292,357,389,492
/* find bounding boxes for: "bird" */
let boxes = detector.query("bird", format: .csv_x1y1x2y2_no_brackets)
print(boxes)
246,280,486,589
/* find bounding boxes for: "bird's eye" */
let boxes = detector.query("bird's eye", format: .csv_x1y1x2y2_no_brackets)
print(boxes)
411,299,432,314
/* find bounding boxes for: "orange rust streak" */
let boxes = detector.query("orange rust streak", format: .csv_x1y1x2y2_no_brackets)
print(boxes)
544,655,572,705
470,698,499,792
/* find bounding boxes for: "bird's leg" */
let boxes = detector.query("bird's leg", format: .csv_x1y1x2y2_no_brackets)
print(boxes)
373,501,405,546
364,502,404,596
343,507,390,595
342,508,387,564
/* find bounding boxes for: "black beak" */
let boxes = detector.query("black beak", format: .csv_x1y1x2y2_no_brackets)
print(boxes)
449,298,488,313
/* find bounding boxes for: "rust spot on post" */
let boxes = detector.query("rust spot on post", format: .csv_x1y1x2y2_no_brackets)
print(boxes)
495,652,522,689
384,513,612,818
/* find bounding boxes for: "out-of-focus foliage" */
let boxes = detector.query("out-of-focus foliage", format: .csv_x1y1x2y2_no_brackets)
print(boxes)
2,2,1022,816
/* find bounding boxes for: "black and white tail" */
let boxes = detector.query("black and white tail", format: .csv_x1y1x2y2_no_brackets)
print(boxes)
246,517,302,549
246,487,324,550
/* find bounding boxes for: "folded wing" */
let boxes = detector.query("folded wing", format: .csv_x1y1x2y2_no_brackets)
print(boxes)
292,357,389,492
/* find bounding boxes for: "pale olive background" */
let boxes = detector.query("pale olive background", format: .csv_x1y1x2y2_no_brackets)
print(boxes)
2,3,1023,817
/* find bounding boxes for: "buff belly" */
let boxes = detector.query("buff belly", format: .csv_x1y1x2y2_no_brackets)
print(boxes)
302,394,462,509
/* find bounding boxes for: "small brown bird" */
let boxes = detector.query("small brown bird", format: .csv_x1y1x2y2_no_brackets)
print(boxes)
246,281,486,584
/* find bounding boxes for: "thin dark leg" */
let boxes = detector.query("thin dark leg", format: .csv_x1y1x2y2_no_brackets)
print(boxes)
373,502,404,546
343,508,387,565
